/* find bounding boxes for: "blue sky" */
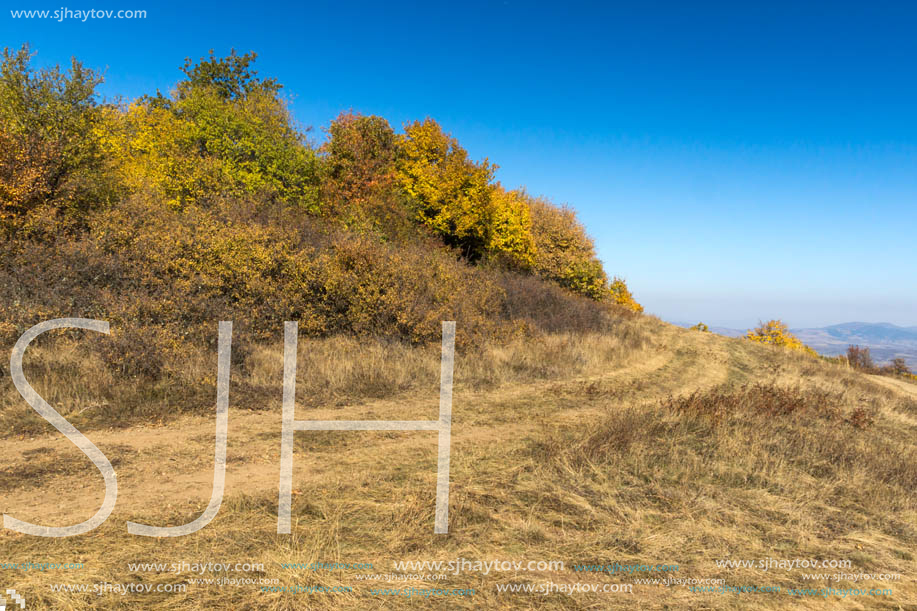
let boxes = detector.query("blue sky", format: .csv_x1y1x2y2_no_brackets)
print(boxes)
4,1,916,328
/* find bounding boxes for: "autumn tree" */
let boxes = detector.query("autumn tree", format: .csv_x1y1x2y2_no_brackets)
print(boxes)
104,50,319,211
0,127,51,226
0,44,118,232
323,113,397,205
395,118,533,266
319,112,417,236
486,185,535,269
175,48,280,101
525,195,605,296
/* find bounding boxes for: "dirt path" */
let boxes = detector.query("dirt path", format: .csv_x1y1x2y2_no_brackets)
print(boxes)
0,327,758,529
867,372,917,398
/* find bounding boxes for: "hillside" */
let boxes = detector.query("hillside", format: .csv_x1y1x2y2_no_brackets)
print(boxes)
3,46,917,610
1,318,916,609
0,46,641,358
0,46,646,437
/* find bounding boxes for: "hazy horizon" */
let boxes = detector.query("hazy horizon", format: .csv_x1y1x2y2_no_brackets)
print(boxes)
652,295,917,330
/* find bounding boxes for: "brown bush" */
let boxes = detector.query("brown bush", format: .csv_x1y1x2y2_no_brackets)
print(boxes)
846,345,875,371
494,271,617,335
878,357,913,377
661,383,855,427
0,190,633,389
890,358,912,375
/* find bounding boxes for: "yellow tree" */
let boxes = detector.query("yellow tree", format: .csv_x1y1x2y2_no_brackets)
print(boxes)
745,320,816,355
396,118,495,258
395,119,534,267
610,277,643,312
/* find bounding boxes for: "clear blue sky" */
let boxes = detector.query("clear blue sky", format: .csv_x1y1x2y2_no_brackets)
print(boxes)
4,1,916,328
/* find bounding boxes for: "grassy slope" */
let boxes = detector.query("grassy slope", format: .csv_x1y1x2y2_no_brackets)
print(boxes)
1,317,916,609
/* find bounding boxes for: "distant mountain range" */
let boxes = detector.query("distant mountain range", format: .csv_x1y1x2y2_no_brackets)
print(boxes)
676,322,917,369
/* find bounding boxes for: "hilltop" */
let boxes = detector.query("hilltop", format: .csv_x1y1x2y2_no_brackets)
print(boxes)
0,46,640,351
0,45,648,434
2,46,917,610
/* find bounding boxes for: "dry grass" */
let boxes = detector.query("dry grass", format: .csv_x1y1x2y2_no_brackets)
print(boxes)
1,319,916,609
0,315,650,436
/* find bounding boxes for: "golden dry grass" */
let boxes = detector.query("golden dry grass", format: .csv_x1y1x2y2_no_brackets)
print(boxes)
1,317,916,609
